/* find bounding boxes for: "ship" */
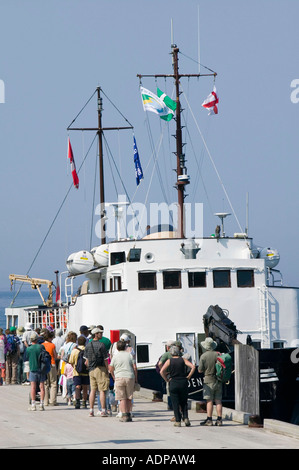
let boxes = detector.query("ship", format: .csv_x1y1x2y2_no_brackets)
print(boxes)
6,44,299,424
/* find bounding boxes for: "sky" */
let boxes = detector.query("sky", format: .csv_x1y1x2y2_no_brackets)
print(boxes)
0,0,298,300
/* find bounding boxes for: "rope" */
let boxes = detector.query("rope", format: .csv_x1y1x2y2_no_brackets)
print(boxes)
180,84,247,239
10,133,98,306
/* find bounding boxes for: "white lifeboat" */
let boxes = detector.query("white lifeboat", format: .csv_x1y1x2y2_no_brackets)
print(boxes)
66,250,95,275
91,244,109,267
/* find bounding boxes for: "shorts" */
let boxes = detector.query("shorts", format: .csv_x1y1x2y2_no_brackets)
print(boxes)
114,377,135,401
29,371,47,383
203,380,222,401
73,375,90,387
89,366,109,392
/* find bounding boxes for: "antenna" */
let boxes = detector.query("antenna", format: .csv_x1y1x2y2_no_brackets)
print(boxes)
214,212,231,237
197,5,200,74
245,192,249,235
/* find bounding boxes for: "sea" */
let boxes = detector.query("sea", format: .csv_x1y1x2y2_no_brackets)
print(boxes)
0,289,48,330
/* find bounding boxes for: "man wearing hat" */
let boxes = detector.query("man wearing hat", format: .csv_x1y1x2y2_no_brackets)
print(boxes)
198,337,223,426
78,325,89,346
84,328,110,417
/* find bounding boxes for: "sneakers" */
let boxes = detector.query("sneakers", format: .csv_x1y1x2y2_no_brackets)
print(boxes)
28,404,36,411
99,410,108,417
119,413,132,422
174,421,181,427
184,418,191,427
89,409,94,417
200,418,213,426
215,418,223,426
39,404,45,411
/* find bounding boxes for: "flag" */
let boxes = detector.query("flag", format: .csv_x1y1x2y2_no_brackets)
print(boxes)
55,271,60,303
157,88,177,121
133,135,143,186
67,137,79,188
202,86,219,115
140,86,175,121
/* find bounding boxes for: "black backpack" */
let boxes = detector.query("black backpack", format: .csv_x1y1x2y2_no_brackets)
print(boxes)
38,345,51,375
75,348,88,374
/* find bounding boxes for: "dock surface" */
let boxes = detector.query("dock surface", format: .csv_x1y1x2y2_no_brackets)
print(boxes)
0,384,298,451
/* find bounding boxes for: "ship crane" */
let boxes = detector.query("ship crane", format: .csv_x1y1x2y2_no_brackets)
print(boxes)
9,274,54,307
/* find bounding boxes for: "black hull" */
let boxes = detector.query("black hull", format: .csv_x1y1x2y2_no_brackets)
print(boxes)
138,348,299,425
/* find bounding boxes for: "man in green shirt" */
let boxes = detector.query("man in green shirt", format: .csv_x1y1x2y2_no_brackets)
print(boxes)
198,337,222,426
26,331,46,411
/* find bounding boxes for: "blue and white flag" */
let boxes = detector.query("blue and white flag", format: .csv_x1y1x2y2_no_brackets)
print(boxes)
133,136,143,186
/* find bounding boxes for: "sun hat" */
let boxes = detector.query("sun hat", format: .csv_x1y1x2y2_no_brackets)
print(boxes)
91,327,103,335
120,333,130,342
166,340,175,347
30,331,39,341
201,337,217,351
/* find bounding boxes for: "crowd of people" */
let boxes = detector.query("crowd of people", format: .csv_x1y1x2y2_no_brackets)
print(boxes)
0,324,224,426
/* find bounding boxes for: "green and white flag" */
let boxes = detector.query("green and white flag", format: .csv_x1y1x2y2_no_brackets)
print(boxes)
140,86,176,121
157,88,176,121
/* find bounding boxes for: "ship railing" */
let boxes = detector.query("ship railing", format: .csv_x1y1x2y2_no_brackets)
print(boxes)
258,284,270,348
24,305,69,334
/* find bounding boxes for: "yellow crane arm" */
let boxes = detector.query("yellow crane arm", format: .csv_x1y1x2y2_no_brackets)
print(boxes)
9,274,54,307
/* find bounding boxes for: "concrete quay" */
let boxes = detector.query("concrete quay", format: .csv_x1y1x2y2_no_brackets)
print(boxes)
0,384,298,450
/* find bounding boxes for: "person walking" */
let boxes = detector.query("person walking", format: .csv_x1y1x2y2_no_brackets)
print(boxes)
160,345,195,427
5,327,20,385
26,331,47,411
198,337,223,426
0,328,8,385
84,327,109,417
22,323,34,386
109,340,138,422
69,335,90,409
42,329,58,406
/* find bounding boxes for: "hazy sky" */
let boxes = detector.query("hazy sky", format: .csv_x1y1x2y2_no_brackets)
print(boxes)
0,0,298,298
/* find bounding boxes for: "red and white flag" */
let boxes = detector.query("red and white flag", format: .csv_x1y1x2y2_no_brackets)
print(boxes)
202,86,219,115
67,137,79,188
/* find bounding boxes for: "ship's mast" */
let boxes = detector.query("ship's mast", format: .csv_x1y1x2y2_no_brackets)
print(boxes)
67,86,133,245
138,45,216,238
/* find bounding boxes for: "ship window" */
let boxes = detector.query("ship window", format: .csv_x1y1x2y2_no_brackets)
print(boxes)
213,270,231,288
128,248,141,262
163,271,181,289
273,341,284,349
138,272,157,290
237,269,254,287
188,271,206,288
111,251,126,265
136,344,149,363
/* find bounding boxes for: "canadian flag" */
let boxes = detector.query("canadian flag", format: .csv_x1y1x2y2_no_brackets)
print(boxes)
67,137,79,188
202,86,219,115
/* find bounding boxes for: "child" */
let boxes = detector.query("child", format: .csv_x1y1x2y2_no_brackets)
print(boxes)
63,361,75,406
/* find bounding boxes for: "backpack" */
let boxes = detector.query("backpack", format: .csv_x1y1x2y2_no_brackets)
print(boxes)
38,345,51,375
215,353,232,383
75,348,88,374
91,341,104,367
6,335,18,355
